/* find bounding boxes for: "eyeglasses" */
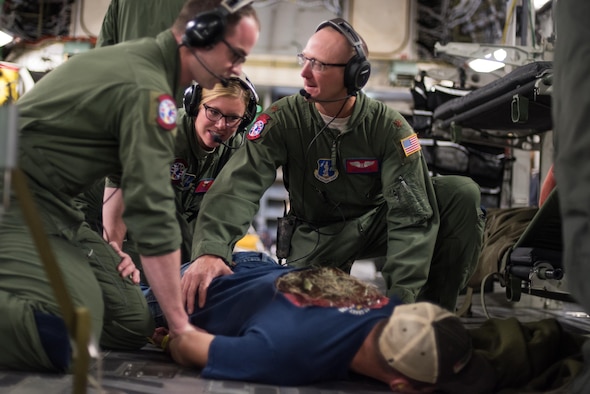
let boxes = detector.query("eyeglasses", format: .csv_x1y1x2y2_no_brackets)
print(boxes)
296,53,347,72
221,38,247,66
202,104,245,127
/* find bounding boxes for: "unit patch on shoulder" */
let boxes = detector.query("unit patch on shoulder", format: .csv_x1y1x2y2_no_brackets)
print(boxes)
156,94,177,130
401,133,421,157
247,113,270,140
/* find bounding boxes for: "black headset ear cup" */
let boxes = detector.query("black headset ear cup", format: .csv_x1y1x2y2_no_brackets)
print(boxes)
183,7,228,48
239,75,259,122
234,74,259,130
243,97,257,125
344,55,371,95
316,18,371,95
183,84,203,117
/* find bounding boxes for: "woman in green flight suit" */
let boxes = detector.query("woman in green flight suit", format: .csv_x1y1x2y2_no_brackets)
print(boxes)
102,75,259,276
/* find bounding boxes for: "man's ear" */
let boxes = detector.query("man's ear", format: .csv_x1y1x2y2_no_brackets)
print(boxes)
389,376,411,392
388,376,434,393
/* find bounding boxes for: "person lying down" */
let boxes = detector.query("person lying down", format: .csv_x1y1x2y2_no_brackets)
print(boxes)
146,252,585,394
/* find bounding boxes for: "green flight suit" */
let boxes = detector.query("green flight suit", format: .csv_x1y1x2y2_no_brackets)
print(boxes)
553,1,590,392
94,0,186,106
171,110,245,263
75,178,106,235
76,0,188,228
0,30,183,371
96,0,186,47
192,92,485,310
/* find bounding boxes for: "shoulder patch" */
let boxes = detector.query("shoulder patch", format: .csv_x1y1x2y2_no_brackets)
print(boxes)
156,94,177,131
247,113,270,140
401,133,421,157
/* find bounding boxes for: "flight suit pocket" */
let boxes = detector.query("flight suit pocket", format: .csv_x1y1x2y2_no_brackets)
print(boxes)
387,176,433,226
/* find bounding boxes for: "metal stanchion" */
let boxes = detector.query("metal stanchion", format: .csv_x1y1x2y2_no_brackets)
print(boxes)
0,98,17,216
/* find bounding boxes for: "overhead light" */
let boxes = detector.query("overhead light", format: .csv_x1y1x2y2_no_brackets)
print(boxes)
434,42,546,73
0,30,14,47
492,49,507,62
467,58,505,73
467,49,507,72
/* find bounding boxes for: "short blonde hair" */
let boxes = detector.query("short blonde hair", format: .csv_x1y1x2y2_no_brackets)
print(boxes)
200,79,251,115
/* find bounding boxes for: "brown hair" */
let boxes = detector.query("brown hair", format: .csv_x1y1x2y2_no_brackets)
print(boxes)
172,0,260,37
275,267,386,308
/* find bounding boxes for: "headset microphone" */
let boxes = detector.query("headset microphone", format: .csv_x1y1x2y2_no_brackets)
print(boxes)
189,47,230,87
299,89,311,99
213,133,241,149
299,89,352,103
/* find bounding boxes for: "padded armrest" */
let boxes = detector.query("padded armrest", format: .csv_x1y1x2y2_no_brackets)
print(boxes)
434,62,552,120
432,61,553,132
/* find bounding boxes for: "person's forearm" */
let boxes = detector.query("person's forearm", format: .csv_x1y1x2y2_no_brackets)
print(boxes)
102,186,127,245
141,250,191,336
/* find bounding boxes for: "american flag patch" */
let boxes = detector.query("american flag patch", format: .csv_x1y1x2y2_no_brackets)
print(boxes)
401,134,421,157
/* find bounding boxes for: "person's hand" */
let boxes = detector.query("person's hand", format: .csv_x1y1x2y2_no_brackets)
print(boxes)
150,326,171,352
181,255,233,313
150,325,212,369
110,241,140,284
150,325,204,351
168,325,213,368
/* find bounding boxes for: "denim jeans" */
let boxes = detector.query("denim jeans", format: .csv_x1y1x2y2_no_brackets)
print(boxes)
144,251,278,327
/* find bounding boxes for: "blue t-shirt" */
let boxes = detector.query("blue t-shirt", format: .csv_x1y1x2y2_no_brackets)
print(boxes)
190,252,402,385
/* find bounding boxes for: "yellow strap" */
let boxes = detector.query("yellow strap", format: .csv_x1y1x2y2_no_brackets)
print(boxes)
160,335,170,351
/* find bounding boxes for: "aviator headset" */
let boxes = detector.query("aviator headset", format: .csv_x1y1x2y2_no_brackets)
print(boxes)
182,0,253,48
315,18,371,95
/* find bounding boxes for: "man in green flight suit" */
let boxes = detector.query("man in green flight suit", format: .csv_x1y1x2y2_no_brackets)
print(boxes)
75,0,189,232
0,0,259,372
183,18,484,314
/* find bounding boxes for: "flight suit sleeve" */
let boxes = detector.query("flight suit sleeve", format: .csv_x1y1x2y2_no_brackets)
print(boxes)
96,0,118,47
191,112,288,263
104,176,120,188
380,114,439,303
117,89,181,256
